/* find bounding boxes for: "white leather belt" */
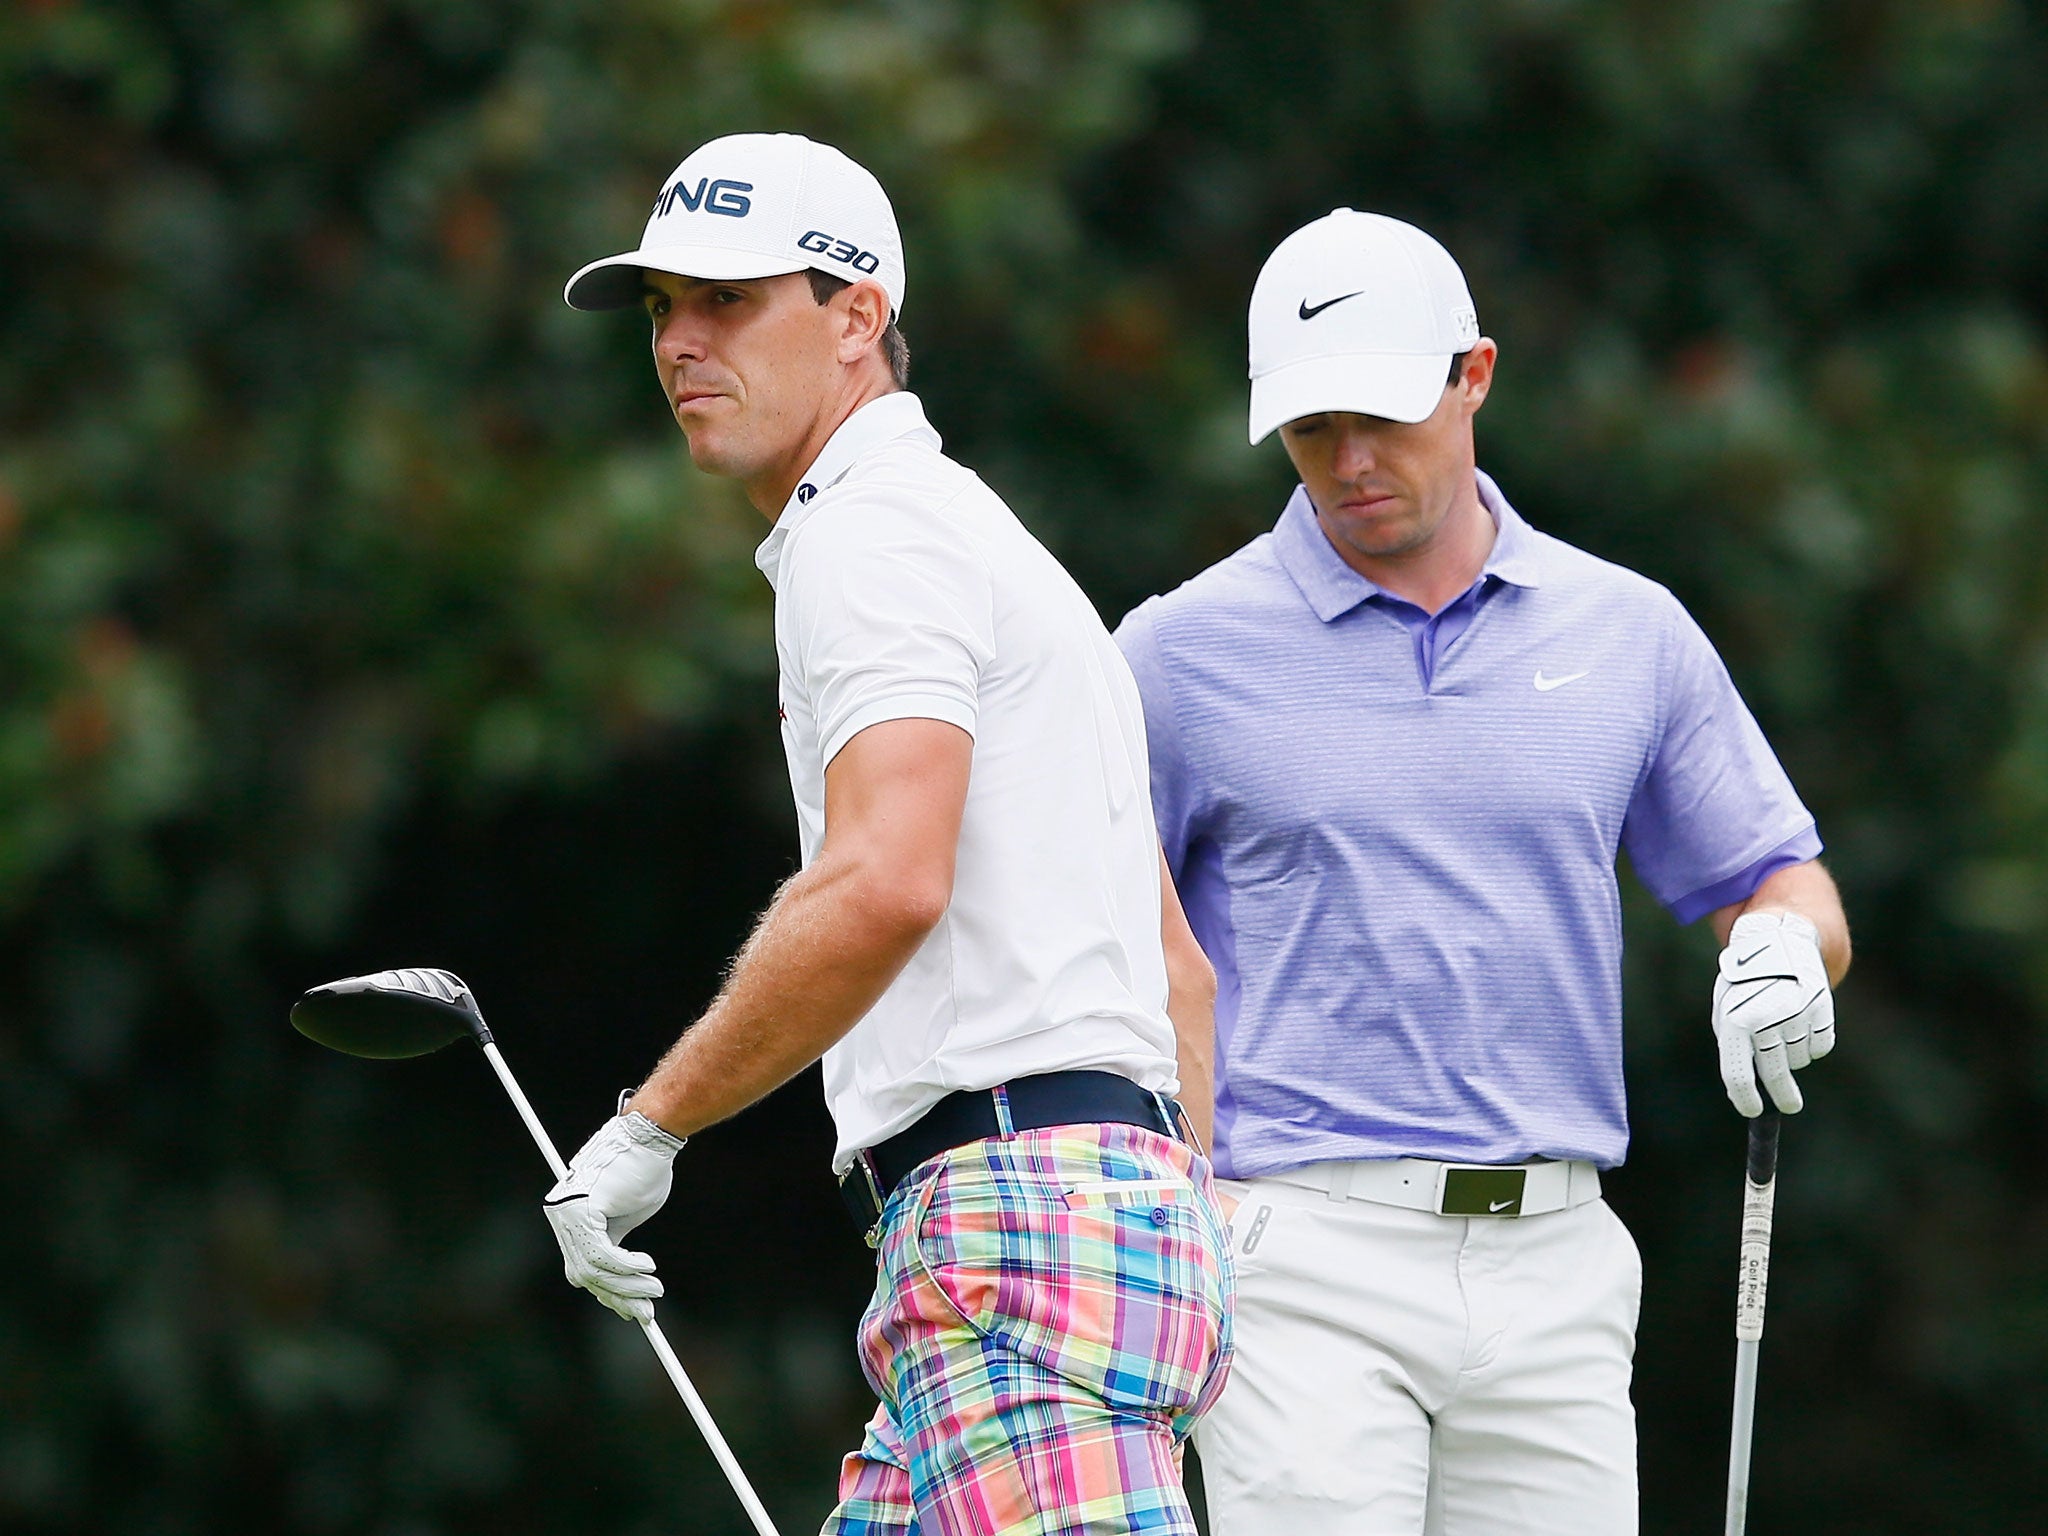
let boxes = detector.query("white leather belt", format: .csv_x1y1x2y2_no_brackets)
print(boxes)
1263,1157,1601,1218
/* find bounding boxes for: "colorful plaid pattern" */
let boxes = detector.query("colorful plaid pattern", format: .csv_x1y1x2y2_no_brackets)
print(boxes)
822,1121,1235,1536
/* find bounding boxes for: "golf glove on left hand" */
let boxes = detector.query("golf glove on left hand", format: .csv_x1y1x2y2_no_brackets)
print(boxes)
1712,909,1836,1117
544,1110,685,1324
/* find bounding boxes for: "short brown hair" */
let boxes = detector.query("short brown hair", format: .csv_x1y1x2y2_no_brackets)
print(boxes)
806,269,910,388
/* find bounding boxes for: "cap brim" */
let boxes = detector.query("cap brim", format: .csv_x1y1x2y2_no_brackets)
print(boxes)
563,246,812,311
1248,351,1452,442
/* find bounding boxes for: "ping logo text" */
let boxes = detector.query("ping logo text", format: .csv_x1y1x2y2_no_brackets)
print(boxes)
654,177,754,218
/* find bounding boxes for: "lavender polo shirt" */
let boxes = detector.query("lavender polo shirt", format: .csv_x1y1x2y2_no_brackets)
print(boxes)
1114,472,1821,1178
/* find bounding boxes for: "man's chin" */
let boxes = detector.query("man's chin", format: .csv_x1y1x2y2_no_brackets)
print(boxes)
1323,507,1421,557
679,428,747,480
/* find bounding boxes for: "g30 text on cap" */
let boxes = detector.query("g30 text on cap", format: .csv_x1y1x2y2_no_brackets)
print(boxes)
564,132,906,318
1247,208,1480,444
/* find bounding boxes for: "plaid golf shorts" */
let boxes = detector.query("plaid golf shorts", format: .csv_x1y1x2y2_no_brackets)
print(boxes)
822,1120,1235,1536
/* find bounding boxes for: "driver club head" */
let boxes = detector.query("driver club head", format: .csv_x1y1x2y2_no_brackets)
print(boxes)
291,968,492,1060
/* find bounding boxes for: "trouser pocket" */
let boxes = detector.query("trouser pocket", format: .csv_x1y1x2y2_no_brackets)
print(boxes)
910,1125,1233,1420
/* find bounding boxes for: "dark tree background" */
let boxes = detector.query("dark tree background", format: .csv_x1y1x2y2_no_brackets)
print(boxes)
4,2,2046,1532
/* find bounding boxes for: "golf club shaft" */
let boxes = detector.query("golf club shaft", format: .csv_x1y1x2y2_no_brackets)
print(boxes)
1724,1109,1780,1536
482,1041,572,1182
639,1314,780,1536
479,1042,782,1536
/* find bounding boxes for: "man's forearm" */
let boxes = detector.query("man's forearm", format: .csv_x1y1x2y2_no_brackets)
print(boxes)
1158,849,1218,1151
1169,980,1217,1153
1713,858,1853,985
627,855,940,1139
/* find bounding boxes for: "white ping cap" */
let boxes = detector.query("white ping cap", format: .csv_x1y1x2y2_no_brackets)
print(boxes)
1247,208,1480,443
565,132,906,317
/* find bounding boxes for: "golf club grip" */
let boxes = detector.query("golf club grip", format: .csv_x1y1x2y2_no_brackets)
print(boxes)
1746,1107,1781,1186
1727,1111,1783,1536
1735,1112,1778,1343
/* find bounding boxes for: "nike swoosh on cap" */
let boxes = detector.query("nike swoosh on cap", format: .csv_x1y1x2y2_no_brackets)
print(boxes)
1298,291,1365,320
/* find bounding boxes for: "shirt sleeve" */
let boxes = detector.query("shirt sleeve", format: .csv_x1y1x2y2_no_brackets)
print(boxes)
782,494,994,767
1113,600,1199,879
1622,596,1822,924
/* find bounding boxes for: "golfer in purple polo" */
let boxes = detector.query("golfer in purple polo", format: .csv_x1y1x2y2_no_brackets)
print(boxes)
1114,209,1853,1535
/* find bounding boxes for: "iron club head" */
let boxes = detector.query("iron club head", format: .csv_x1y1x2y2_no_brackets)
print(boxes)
291,968,493,1059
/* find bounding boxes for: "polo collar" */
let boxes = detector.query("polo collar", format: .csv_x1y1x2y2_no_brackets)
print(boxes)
1476,470,1546,590
1273,467,1546,623
754,392,942,582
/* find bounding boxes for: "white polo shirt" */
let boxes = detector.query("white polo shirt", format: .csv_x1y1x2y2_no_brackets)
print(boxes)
753,392,1180,1171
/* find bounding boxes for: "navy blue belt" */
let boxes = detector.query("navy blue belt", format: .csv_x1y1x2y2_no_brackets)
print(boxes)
839,1069,1182,1243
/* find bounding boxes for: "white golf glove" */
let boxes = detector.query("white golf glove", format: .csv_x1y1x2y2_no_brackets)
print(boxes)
543,1110,685,1324
1712,910,1836,1117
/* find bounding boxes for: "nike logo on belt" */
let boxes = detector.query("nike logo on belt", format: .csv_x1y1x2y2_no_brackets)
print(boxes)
1488,1199,1516,1212
1533,669,1590,692
1298,291,1365,320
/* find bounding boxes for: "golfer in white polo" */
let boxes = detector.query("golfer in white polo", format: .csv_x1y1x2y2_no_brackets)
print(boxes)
1116,209,1851,1534
539,133,1234,1536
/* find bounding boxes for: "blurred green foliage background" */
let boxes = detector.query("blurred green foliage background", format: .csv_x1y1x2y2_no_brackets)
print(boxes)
4,0,2047,1531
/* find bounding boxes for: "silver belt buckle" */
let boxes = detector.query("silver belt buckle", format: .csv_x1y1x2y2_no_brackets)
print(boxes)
1153,1091,1205,1156
1435,1164,1528,1217
840,1151,888,1249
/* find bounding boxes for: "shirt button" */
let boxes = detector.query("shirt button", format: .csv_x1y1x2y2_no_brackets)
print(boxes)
1151,1206,1170,1226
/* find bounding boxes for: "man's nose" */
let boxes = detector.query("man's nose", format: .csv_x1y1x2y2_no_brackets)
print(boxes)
653,309,707,364
1331,422,1380,479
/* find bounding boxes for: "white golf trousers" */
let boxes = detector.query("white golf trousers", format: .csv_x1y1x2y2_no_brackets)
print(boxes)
1194,1170,1641,1536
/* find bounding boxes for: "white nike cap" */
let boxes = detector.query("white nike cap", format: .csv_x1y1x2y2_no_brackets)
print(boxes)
1247,208,1480,443
564,132,906,317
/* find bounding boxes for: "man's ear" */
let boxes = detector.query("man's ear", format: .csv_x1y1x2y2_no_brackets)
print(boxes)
1460,338,1499,411
834,279,890,364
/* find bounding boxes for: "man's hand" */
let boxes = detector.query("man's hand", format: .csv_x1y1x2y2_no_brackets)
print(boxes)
543,1111,686,1323
1712,910,1836,1116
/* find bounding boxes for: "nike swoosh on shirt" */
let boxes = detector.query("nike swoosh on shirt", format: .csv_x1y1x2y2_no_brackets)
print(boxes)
1298,291,1365,320
1533,669,1591,692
